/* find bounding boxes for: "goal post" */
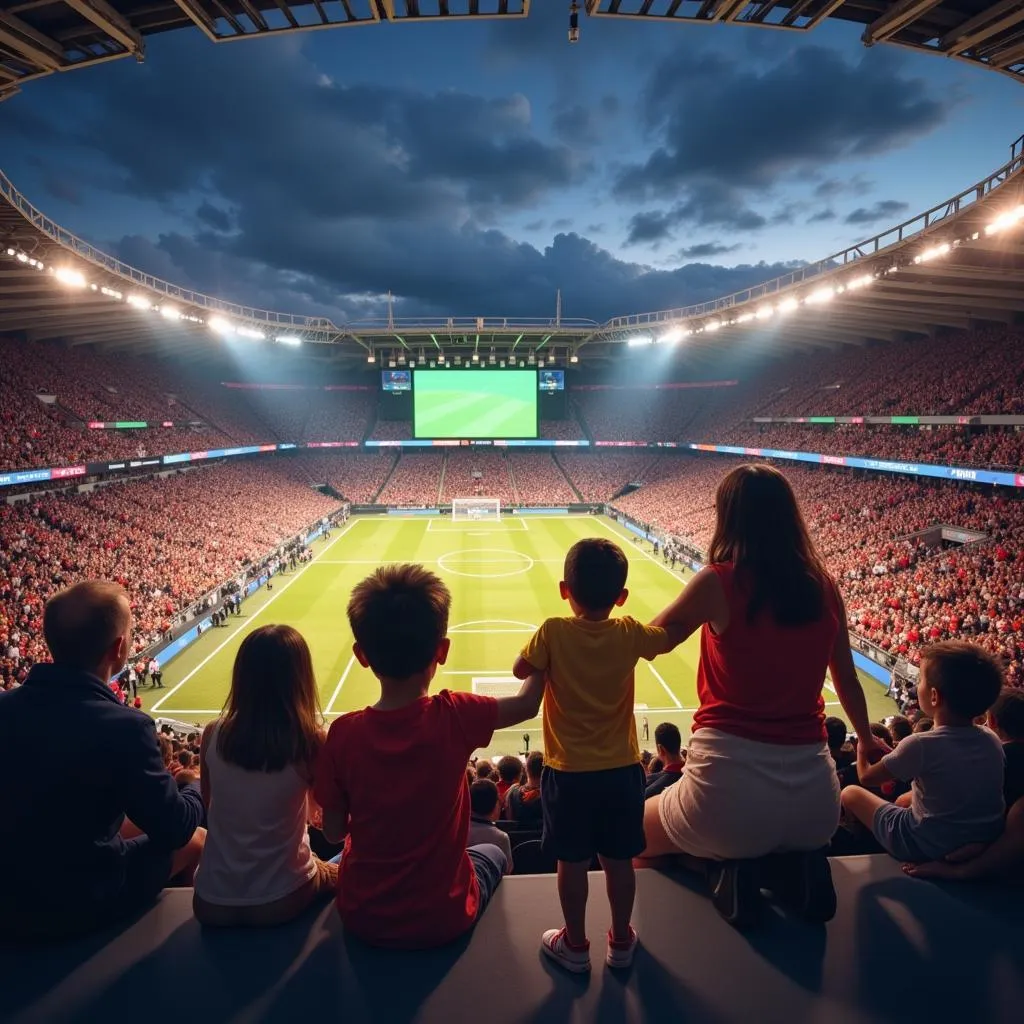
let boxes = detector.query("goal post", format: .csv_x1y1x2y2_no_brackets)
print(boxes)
451,497,501,522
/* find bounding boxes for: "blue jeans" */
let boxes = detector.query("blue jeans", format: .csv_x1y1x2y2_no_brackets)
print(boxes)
467,843,507,919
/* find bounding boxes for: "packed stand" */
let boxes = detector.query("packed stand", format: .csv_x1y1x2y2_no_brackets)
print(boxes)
0,458,338,690
303,390,375,442
539,418,586,440
507,453,578,505
557,453,660,501
440,450,516,505
376,452,444,505
368,418,413,441
295,452,396,503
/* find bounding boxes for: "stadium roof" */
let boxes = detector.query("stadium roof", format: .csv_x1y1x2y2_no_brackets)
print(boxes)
1,1,1023,104
1,135,1023,367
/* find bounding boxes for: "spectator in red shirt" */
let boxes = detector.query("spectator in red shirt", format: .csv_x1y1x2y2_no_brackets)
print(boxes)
495,755,523,804
314,564,545,949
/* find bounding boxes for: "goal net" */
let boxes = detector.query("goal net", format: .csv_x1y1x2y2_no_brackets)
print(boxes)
451,497,501,522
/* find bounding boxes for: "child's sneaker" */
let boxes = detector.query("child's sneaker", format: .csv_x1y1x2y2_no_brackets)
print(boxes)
605,926,638,969
541,928,591,973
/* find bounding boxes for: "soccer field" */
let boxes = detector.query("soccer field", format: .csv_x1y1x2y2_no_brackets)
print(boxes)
145,515,896,756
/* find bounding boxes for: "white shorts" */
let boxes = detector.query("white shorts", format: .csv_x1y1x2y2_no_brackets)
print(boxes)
657,727,841,861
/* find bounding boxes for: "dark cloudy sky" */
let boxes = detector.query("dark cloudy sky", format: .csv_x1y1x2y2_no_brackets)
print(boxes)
2,6,1022,325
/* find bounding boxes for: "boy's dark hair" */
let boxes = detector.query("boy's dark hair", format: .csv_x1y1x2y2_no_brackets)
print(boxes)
476,760,494,780
178,750,193,769
497,755,523,784
990,687,1024,741
824,716,848,750
525,750,544,780
914,717,934,733
563,538,628,611
347,564,451,680
889,715,912,743
470,778,500,817
870,722,894,747
654,721,682,758
921,641,1004,719
649,757,664,774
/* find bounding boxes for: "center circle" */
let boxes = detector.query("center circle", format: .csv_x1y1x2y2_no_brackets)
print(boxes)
437,548,535,579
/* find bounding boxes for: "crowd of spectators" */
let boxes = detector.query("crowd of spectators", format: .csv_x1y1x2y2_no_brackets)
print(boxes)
507,453,578,505
556,453,660,501
0,459,338,690
295,452,397,503
376,452,445,505
440,451,516,505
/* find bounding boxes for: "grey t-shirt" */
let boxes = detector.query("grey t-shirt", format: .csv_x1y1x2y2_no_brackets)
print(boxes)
882,726,1005,853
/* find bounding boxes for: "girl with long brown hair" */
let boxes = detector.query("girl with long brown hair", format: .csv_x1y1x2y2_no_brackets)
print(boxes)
193,625,337,926
637,464,886,926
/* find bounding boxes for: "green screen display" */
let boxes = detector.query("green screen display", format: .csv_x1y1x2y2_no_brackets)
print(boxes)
413,369,538,439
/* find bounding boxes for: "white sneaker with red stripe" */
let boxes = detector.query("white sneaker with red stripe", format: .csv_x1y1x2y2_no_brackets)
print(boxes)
541,928,591,973
606,926,639,968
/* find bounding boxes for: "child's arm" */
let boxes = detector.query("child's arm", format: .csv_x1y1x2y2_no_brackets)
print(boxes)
856,747,896,789
649,568,725,647
313,730,349,845
494,671,546,729
859,734,922,790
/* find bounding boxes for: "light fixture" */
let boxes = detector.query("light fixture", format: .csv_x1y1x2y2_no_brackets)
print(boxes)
275,335,301,346
367,352,376,364
777,297,799,314
127,294,152,311
657,327,683,345
627,334,653,347
569,353,579,364
159,304,181,320
55,268,87,288
236,326,264,339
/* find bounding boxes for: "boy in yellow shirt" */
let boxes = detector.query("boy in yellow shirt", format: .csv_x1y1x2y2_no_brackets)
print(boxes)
512,537,683,972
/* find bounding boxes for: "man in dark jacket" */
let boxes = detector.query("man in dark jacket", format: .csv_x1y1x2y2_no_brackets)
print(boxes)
645,722,686,798
0,580,205,938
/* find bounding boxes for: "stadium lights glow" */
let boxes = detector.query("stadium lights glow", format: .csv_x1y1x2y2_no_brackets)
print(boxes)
54,267,87,288
914,242,950,264
275,335,301,346
805,287,834,305
159,304,181,320
367,353,376,363
705,320,722,332
627,334,653,347
985,204,1024,235
127,294,153,311
570,353,579,363
208,316,234,335
657,327,684,345
846,274,874,291
472,352,479,362
735,313,755,325
755,305,774,320
777,297,799,314
236,326,265,340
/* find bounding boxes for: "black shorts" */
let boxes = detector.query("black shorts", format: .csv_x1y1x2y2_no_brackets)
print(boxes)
541,764,647,862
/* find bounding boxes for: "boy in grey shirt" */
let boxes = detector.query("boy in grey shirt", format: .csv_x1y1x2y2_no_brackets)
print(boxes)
841,641,1005,863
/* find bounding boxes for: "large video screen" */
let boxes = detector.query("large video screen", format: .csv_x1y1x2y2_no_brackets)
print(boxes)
381,369,411,392
413,369,538,439
539,369,564,392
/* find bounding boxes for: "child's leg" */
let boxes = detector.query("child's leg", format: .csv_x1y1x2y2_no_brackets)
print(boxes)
841,785,889,831
598,856,635,943
556,859,590,946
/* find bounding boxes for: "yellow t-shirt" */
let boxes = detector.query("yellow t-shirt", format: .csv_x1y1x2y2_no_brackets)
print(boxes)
521,615,669,772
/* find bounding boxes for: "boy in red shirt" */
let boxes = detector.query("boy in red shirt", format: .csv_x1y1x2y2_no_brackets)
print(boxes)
314,563,545,948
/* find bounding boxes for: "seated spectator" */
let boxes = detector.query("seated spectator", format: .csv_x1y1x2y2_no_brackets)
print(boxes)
495,755,523,803
645,722,686,798
988,688,1024,810
476,760,495,782
193,625,338,927
468,780,513,874
889,715,913,744
314,564,544,948
505,750,544,824
842,642,1006,863
826,715,855,770
0,580,205,938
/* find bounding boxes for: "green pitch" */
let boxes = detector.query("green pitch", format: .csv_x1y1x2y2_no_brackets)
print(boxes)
413,368,537,438
145,516,896,757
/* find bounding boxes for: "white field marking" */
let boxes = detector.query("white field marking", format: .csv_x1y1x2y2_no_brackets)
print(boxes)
634,703,649,710
594,518,690,583
647,662,683,708
519,516,530,531
427,518,527,533
324,654,357,714
150,519,362,712
449,619,537,635
437,548,534,579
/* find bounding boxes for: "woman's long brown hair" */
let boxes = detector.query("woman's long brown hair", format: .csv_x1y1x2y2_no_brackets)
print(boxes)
217,624,323,772
707,464,830,627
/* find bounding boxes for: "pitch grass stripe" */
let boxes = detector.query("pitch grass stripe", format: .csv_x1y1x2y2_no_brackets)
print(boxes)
150,519,361,712
647,662,683,708
324,654,357,715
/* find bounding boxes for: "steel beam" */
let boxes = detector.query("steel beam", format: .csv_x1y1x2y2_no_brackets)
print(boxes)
62,0,144,56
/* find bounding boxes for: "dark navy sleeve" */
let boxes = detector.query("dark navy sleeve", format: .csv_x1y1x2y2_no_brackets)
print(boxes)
121,716,204,850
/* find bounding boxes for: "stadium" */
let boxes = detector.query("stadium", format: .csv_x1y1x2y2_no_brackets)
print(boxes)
2,2,1024,1021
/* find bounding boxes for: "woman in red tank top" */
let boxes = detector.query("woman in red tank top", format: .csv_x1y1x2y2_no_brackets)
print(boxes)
637,465,886,927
